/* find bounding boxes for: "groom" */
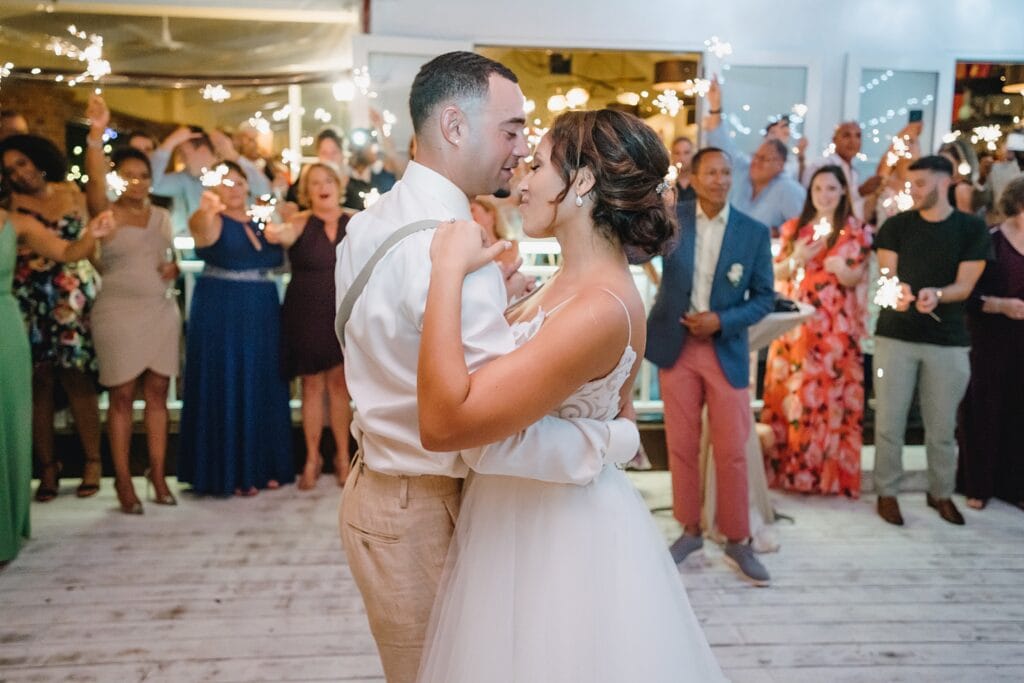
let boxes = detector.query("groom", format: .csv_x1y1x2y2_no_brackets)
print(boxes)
334,52,639,683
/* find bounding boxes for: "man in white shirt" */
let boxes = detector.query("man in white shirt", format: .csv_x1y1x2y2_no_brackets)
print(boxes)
334,51,638,683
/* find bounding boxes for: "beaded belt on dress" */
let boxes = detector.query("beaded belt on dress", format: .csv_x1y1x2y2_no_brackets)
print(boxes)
201,265,273,281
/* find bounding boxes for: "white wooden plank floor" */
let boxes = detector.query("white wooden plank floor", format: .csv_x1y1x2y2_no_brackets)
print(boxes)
2,472,1023,682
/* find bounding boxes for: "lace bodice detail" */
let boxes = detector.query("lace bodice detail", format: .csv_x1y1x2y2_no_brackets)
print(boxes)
509,308,636,422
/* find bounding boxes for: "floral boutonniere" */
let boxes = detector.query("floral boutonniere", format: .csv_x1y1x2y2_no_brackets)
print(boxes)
726,263,744,287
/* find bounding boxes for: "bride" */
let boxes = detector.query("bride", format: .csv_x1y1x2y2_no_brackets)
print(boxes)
415,109,727,682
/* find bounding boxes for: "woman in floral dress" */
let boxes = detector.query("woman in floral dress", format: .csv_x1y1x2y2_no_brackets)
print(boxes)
1,134,103,502
761,165,871,497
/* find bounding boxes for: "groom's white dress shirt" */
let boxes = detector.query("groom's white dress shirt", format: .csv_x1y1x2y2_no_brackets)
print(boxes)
335,161,638,482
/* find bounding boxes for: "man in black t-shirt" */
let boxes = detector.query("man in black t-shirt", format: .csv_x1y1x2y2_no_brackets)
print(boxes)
872,155,990,527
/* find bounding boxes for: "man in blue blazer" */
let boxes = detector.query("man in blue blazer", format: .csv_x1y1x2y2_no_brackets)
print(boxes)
647,147,775,585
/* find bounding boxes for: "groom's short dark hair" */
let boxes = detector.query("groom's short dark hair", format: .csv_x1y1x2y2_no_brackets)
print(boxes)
409,51,518,134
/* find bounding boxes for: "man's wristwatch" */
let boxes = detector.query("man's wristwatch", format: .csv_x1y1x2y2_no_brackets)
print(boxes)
936,288,944,301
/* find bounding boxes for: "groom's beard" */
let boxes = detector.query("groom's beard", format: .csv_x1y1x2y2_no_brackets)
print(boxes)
492,188,511,199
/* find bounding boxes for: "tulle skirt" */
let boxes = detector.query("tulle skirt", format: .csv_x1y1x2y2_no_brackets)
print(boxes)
417,466,728,683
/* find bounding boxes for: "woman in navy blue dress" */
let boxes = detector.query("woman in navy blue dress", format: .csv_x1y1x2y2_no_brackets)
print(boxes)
178,162,293,495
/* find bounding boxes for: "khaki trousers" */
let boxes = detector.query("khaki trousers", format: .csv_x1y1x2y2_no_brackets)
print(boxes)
339,454,462,683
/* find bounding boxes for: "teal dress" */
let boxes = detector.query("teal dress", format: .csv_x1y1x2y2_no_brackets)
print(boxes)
0,220,31,562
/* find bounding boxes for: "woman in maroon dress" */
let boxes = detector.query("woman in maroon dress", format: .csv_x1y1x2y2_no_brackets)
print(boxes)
266,163,353,489
957,177,1024,510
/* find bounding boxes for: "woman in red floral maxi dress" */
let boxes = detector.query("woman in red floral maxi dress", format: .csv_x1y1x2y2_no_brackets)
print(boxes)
761,165,871,497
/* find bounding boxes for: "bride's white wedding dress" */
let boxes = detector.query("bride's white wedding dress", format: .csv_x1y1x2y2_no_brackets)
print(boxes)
417,294,728,683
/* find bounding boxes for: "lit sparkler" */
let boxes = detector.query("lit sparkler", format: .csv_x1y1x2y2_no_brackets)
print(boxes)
704,36,733,59
886,135,913,167
682,78,711,98
874,268,940,321
201,84,231,103
247,198,277,228
381,110,397,138
874,268,904,310
654,90,682,116
106,171,128,196
47,25,110,85
971,124,1002,151
882,182,914,213
360,188,381,209
812,217,833,241
199,164,230,188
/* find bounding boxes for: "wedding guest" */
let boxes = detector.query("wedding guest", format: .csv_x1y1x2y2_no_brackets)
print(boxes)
670,136,696,203
957,176,1024,510
764,115,808,180
762,165,871,497
873,155,990,526
939,138,979,214
1,134,103,502
802,121,883,220
1,207,115,563
285,128,346,208
84,95,181,514
344,129,397,210
265,163,352,489
646,146,775,585
703,78,805,235
150,125,271,234
177,163,294,496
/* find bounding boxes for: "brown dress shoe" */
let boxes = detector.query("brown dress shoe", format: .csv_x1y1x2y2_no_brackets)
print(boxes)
926,493,965,525
877,496,904,526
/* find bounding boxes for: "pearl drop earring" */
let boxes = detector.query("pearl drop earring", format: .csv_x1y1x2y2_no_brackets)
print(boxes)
574,194,584,207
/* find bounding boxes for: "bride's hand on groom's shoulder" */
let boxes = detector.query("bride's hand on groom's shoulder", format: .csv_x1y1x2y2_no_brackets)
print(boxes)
430,219,510,274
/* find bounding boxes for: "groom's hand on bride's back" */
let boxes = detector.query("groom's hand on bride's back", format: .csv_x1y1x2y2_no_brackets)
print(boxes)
429,219,510,274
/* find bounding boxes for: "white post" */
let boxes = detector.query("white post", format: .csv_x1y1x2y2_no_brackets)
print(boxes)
288,84,303,178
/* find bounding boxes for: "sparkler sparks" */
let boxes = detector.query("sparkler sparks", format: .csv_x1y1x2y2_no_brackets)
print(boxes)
360,188,381,209
47,25,110,85
971,124,1002,151
380,110,397,138
199,164,230,188
247,197,277,227
812,217,833,241
201,84,231,103
106,171,127,196
704,36,733,59
653,90,682,116
882,182,914,213
885,135,913,167
874,268,904,310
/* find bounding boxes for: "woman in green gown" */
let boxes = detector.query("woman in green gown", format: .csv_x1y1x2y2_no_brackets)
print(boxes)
0,208,114,563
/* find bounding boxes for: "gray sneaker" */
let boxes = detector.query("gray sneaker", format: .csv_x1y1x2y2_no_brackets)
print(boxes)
724,541,771,586
669,533,704,565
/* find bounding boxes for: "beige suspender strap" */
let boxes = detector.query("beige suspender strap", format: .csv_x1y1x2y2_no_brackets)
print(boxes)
335,219,440,349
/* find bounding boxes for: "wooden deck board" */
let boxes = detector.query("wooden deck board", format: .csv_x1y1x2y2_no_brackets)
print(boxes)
2,472,1022,682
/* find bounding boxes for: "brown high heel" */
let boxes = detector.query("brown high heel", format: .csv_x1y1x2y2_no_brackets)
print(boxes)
76,457,102,498
34,461,62,502
114,477,144,515
145,469,177,506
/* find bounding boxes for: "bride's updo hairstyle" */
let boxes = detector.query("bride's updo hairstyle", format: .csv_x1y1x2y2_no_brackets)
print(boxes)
547,109,676,262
